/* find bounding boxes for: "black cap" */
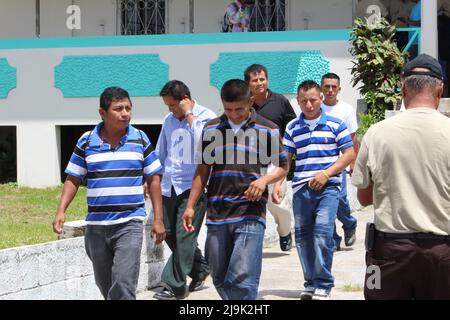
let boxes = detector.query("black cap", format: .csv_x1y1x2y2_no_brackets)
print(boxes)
401,54,444,80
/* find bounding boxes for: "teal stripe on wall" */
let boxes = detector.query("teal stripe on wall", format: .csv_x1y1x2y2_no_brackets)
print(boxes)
210,51,330,94
0,30,351,50
0,58,16,98
54,54,168,97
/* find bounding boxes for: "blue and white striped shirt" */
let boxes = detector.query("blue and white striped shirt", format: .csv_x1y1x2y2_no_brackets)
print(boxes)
65,123,162,225
283,109,353,194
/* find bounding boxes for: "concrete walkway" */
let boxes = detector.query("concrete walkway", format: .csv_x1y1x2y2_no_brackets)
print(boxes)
138,206,373,300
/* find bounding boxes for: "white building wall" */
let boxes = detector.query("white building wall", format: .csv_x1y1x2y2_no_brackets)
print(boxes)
0,0,35,39
167,0,190,34
289,0,354,30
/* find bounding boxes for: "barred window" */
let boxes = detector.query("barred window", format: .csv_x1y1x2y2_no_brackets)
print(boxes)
248,0,287,32
120,0,166,35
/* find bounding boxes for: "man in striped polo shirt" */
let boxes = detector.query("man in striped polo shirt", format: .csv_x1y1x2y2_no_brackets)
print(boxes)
283,80,355,300
182,79,288,300
53,87,165,300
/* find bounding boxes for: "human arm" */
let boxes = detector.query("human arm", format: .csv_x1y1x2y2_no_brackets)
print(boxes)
308,146,356,191
357,183,373,206
145,174,166,244
182,164,211,232
349,132,360,175
351,133,374,206
271,151,294,204
53,175,81,234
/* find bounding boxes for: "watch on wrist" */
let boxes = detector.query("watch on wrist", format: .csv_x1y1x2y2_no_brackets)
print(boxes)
185,110,194,118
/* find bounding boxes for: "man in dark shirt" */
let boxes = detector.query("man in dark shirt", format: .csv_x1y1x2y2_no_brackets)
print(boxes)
244,64,297,251
182,79,288,300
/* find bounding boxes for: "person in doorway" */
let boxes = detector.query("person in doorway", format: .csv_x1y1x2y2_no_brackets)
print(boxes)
223,0,250,32
53,86,165,300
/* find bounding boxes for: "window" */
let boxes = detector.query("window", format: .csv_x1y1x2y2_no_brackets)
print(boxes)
120,0,166,35
248,0,287,32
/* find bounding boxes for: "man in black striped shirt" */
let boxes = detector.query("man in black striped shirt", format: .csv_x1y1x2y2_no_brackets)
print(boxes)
182,79,288,300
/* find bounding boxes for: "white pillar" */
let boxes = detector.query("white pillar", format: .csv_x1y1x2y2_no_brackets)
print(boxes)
17,123,61,188
421,0,438,58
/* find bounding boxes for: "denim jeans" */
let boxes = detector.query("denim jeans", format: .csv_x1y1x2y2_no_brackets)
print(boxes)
85,219,143,300
333,171,357,247
293,185,339,290
205,220,265,300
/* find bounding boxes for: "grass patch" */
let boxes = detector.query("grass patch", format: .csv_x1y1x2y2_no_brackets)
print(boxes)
341,284,364,292
0,183,87,250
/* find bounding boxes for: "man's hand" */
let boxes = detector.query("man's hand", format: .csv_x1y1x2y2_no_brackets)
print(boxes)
151,220,166,245
53,211,65,234
308,171,329,191
271,183,284,204
182,208,196,233
179,98,193,114
244,178,267,202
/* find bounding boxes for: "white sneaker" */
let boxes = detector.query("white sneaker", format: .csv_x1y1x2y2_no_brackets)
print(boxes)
312,288,331,300
300,287,315,300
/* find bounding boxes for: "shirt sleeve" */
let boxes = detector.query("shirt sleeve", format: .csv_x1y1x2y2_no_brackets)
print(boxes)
351,135,372,188
272,128,288,167
141,131,163,176
283,127,296,155
335,121,353,152
345,104,359,134
65,132,89,179
155,121,167,171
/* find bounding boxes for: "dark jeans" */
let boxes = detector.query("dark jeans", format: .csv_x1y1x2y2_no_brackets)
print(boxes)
161,188,209,294
84,219,143,300
364,235,450,300
205,220,265,300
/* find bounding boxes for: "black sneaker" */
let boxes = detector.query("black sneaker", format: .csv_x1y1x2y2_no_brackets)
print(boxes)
279,232,293,251
153,287,186,300
333,242,341,252
189,273,209,292
344,228,356,247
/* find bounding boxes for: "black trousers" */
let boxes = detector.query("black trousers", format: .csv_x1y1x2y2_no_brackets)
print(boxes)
364,235,450,300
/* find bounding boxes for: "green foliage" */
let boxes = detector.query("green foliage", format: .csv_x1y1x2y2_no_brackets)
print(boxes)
0,184,87,249
350,18,408,134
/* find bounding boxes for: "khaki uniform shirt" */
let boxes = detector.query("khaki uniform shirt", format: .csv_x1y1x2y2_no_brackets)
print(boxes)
352,107,450,235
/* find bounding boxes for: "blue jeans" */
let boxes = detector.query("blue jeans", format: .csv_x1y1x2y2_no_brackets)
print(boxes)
205,220,265,300
333,171,357,247
84,219,143,300
293,185,339,290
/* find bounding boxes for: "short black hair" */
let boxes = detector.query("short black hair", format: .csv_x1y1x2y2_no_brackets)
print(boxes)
159,80,191,100
321,73,340,85
297,80,321,94
100,87,131,111
221,79,251,102
244,64,268,82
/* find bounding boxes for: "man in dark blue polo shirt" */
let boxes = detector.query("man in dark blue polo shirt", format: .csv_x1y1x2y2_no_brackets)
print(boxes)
182,79,288,300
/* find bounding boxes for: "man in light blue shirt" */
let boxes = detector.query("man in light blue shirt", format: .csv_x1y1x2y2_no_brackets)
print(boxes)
153,80,216,300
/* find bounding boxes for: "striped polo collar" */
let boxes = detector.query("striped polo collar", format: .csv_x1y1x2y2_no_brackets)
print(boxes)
88,122,134,147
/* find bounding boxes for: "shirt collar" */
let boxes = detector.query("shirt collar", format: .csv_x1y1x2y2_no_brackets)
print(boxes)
89,122,132,147
220,107,257,128
297,108,328,127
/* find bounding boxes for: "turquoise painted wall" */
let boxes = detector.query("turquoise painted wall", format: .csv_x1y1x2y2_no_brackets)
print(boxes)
0,58,16,98
54,54,169,97
210,51,330,94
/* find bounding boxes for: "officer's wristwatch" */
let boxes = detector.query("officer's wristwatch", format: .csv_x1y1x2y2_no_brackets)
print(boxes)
184,110,194,118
